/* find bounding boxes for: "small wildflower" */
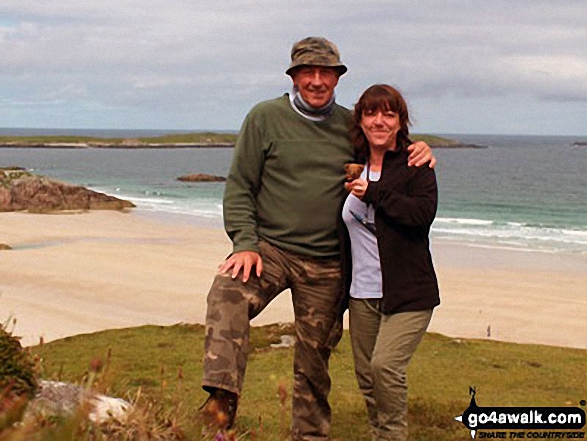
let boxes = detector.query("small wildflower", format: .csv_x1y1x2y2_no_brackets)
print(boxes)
89,358,104,373
277,382,287,407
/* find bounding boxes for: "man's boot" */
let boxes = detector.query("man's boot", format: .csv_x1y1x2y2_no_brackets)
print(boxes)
200,388,239,430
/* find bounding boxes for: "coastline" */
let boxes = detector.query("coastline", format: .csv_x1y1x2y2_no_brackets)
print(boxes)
0,143,235,149
0,143,484,149
1,210,586,349
0,132,485,149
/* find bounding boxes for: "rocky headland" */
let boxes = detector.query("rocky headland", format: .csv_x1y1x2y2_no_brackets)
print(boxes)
177,173,226,182
429,142,486,149
0,133,486,149
0,140,235,149
0,167,135,213
415,135,486,149
0,133,238,149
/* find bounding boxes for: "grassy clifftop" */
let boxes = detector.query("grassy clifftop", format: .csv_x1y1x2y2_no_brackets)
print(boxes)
16,324,586,440
0,132,237,147
0,132,478,148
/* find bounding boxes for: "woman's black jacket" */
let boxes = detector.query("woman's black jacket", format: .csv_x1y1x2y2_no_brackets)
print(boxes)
340,147,440,315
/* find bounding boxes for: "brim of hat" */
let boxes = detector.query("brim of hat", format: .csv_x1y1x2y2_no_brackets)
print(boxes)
286,63,348,76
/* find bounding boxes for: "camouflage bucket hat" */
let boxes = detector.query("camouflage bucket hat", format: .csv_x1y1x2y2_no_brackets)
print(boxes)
286,37,347,76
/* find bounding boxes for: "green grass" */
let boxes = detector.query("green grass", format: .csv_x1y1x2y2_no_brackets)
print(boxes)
24,324,587,440
0,132,237,146
0,133,455,147
138,132,237,144
411,134,458,146
0,136,111,144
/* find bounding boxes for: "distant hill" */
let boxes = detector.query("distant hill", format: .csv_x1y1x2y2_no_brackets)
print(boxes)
411,134,486,148
0,132,485,148
0,132,237,148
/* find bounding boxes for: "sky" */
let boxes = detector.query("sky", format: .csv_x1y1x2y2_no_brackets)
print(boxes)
1,0,586,136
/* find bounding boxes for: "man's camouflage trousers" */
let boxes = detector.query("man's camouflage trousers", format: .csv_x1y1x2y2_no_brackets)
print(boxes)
202,240,345,440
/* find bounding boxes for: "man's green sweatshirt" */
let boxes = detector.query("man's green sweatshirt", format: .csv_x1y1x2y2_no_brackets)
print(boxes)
223,94,354,258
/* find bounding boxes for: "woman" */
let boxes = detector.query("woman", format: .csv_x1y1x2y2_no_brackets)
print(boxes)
342,84,440,441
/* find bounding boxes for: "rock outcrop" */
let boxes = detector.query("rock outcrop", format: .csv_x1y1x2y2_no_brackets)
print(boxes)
25,381,131,424
0,167,135,213
177,173,226,182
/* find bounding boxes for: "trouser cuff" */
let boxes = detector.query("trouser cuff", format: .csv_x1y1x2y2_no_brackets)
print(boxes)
201,379,240,397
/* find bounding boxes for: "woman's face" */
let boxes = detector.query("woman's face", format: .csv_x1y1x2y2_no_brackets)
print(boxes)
360,108,401,151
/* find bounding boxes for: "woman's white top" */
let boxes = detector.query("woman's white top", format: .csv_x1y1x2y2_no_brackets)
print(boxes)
341,167,383,299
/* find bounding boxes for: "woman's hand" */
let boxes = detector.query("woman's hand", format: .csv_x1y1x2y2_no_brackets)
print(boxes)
346,178,369,200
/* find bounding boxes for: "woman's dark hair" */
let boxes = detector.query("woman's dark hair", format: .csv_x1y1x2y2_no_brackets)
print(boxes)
350,84,411,162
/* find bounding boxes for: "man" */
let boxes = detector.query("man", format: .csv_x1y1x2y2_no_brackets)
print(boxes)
201,37,435,440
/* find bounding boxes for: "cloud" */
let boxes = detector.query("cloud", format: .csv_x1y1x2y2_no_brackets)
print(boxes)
1,0,586,133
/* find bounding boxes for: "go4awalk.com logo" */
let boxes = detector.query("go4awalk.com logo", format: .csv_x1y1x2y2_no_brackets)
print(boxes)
455,387,586,439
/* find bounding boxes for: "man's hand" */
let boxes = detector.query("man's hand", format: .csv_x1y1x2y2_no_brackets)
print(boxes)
407,141,436,168
218,251,263,283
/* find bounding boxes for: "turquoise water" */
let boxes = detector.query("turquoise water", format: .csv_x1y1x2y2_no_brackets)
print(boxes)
1,133,586,254
432,134,587,254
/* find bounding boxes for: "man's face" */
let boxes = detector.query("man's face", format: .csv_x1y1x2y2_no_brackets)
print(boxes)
291,66,340,108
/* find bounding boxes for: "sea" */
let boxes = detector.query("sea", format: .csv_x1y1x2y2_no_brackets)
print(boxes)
1,129,586,256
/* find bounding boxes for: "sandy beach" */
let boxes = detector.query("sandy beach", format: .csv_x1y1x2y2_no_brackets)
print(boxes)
1,210,586,349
